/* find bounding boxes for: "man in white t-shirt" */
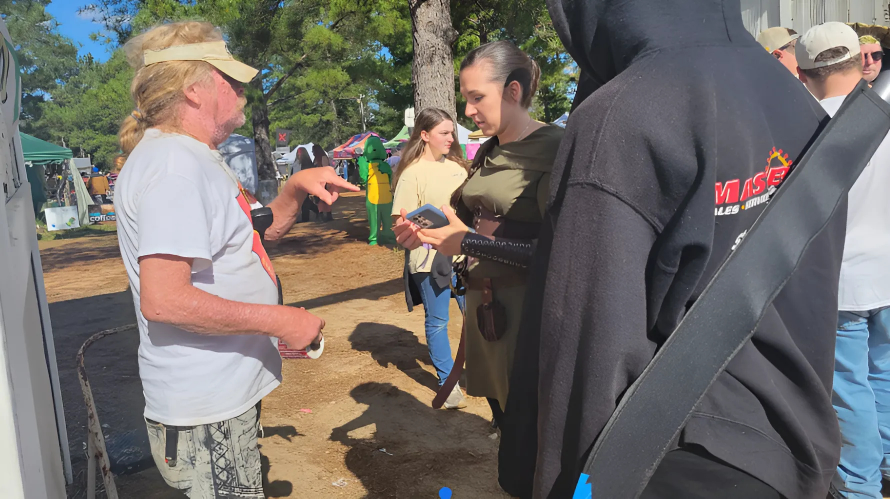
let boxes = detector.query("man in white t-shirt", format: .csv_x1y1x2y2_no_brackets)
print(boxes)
113,22,356,498
798,22,890,498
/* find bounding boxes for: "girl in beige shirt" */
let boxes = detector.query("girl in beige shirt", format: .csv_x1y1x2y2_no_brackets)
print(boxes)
391,108,468,409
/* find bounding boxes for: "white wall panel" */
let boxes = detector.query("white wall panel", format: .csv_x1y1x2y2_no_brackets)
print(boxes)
744,1,889,37
741,0,782,36
850,0,880,23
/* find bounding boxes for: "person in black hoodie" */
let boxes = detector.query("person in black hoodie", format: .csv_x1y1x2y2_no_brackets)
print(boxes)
498,1,846,498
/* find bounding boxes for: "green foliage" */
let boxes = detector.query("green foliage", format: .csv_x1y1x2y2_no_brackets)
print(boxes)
1,0,79,131
20,0,575,172
33,52,133,171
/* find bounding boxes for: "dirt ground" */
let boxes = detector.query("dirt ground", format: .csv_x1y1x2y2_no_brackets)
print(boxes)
43,192,510,498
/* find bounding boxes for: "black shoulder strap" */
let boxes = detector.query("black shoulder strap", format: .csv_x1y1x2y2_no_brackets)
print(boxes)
573,81,890,498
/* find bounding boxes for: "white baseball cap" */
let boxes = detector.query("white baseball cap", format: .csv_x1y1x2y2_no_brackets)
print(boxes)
756,27,799,53
797,22,861,70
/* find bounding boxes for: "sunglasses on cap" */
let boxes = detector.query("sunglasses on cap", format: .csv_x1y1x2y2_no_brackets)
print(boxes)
865,51,884,63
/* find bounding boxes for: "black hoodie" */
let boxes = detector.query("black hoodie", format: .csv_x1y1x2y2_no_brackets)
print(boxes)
498,0,844,498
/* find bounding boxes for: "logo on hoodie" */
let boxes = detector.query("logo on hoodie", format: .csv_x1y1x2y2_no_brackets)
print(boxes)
715,147,791,216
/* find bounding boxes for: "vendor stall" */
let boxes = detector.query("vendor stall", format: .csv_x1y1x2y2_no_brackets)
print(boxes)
466,128,492,161
20,133,86,224
333,131,386,159
382,127,410,150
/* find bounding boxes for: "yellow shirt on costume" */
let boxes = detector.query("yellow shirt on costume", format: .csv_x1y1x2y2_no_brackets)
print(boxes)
367,162,393,204
391,158,467,273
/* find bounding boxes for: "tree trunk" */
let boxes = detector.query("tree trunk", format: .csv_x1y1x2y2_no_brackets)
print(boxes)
410,0,458,121
250,79,276,181
331,99,339,143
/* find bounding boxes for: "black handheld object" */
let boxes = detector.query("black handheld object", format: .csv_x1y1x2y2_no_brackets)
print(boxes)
250,207,273,242
406,204,448,229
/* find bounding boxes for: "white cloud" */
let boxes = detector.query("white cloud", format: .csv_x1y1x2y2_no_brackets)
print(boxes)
76,4,104,23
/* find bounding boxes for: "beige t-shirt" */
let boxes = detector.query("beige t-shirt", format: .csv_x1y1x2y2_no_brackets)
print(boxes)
391,158,467,273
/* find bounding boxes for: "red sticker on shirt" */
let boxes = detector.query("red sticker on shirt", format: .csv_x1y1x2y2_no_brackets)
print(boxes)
235,184,276,284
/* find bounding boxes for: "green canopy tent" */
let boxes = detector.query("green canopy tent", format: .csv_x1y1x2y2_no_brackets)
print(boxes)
21,132,73,165
20,133,75,221
382,126,410,149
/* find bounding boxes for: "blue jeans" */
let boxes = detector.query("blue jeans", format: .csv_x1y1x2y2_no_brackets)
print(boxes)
833,307,890,498
410,272,465,386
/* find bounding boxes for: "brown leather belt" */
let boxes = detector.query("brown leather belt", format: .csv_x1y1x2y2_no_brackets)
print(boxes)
432,317,465,409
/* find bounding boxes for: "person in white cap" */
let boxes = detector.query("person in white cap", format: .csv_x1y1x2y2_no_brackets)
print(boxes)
113,21,357,498
798,21,890,499
757,26,801,76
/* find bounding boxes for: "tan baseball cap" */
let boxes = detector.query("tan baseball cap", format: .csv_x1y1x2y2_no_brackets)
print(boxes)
756,27,800,52
797,22,861,70
143,41,259,83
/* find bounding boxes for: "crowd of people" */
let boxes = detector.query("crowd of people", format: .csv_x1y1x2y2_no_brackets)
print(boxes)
110,0,890,497
757,21,890,499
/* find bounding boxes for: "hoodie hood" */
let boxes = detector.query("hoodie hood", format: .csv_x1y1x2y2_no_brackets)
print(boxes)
548,0,757,104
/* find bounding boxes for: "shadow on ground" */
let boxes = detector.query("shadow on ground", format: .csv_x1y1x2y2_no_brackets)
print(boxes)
39,235,123,272
348,322,439,392
331,382,495,498
287,278,402,310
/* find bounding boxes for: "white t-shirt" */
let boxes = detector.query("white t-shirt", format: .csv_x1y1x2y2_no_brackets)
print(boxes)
821,96,890,310
115,129,281,426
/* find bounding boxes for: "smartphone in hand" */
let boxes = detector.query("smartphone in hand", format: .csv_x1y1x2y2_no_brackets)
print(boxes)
406,204,448,229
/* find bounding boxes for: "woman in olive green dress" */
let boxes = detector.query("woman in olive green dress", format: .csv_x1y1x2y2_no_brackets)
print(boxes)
393,41,564,424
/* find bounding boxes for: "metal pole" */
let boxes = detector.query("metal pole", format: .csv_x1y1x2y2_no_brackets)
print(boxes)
86,435,95,499
78,325,136,499
359,96,366,132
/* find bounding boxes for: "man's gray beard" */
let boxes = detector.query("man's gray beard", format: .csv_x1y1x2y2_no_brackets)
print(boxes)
213,111,246,146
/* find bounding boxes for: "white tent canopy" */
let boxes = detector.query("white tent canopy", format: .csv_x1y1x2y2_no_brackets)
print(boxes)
457,124,471,145
277,142,315,167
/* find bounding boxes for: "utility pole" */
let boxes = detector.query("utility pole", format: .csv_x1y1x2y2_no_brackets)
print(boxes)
358,94,366,132
338,95,366,132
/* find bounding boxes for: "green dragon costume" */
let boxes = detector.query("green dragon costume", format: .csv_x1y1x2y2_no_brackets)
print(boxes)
358,136,395,245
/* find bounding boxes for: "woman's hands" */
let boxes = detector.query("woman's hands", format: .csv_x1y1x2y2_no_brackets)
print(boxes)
416,206,470,256
393,209,424,250
393,206,470,255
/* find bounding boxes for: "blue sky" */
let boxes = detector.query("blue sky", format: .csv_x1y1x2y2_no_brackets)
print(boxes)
45,1,112,63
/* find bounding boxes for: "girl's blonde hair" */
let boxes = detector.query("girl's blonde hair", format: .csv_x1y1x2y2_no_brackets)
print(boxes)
391,107,467,191
118,21,222,156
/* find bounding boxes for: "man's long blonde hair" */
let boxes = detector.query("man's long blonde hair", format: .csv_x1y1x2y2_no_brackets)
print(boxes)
118,21,222,156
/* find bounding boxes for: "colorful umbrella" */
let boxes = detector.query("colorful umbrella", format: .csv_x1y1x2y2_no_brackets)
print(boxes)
332,131,387,159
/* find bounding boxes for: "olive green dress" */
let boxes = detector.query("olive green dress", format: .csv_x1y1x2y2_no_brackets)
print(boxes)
459,125,564,410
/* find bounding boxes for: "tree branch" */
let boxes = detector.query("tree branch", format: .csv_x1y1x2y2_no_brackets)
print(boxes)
264,54,308,99
263,11,355,100
328,12,352,32
267,89,310,109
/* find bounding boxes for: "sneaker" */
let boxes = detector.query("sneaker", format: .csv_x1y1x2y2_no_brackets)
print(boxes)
443,385,467,410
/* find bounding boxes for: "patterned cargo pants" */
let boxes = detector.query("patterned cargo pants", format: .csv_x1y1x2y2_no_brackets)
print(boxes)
145,404,263,498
